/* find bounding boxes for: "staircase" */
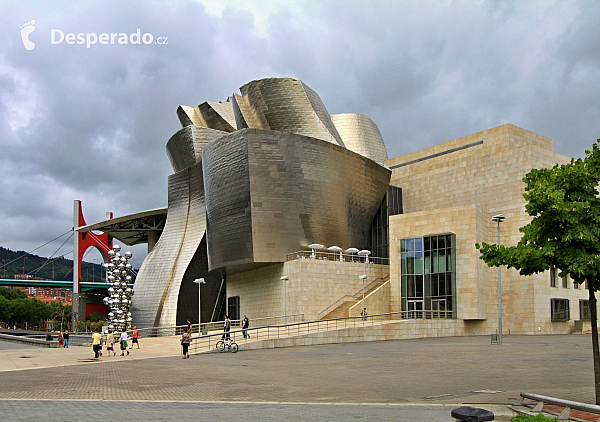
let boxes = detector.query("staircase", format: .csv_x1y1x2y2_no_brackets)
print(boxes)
320,275,389,320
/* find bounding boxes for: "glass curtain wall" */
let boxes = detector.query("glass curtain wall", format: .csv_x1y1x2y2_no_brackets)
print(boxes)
400,233,456,319
369,186,403,259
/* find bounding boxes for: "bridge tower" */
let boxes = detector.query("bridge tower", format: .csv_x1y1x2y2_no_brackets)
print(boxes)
72,200,113,323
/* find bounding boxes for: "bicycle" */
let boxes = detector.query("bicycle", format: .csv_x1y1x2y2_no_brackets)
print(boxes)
215,338,238,353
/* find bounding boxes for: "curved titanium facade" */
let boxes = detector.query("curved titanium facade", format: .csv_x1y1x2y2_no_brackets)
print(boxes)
132,76,392,328
177,102,237,132
202,128,391,272
331,113,389,162
131,162,207,328
166,125,227,172
234,78,345,147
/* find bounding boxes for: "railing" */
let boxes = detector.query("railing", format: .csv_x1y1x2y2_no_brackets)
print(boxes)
287,250,389,266
190,310,455,354
318,276,389,318
517,392,600,420
117,314,306,338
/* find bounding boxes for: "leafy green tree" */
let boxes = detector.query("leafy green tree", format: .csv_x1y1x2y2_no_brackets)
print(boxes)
476,141,600,404
0,287,27,300
0,287,73,329
0,295,11,324
51,305,74,331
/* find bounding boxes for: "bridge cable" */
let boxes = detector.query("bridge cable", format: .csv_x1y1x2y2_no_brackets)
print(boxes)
0,229,73,270
32,233,74,275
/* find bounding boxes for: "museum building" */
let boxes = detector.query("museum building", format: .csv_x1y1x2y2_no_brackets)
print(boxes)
79,77,591,336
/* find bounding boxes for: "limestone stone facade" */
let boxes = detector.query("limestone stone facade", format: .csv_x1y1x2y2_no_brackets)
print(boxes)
226,123,593,337
226,259,388,322
386,123,592,335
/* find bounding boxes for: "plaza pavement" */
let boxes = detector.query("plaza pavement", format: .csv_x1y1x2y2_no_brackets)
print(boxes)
0,333,596,421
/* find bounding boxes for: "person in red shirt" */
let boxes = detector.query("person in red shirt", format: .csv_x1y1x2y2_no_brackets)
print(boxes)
130,326,140,349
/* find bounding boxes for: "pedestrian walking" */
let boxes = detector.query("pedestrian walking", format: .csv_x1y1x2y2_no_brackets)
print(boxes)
58,331,64,347
187,319,192,333
361,308,368,321
63,330,69,348
131,326,140,349
242,315,250,339
105,330,116,356
181,328,190,359
222,314,231,341
91,328,102,359
120,328,130,356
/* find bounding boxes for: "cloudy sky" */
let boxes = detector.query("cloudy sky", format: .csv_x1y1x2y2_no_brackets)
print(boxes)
1,0,599,268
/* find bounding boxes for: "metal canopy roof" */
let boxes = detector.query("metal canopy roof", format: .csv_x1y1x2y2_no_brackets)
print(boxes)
76,207,167,246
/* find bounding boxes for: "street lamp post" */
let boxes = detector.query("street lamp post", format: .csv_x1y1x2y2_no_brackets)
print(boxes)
492,214,505,345
358,250,371,320
359,274,367,319
193,278,206,334
280,276,289,326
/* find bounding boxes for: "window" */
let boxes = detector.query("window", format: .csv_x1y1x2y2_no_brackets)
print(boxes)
227,296,240,322
551,299,570,321
574,281,580,289
580,300,591,321
369,186,403,259
562,275,568,288
550,268,556,287
401,233,455,319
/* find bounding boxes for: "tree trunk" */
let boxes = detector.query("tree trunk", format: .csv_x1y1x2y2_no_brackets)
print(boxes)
589,283,600,404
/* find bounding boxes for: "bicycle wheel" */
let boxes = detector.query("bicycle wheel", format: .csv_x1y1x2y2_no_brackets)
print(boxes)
216,340,225,351
230,342,238,353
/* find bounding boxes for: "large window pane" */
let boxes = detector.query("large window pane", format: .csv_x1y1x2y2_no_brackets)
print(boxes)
430,273,438,296
438,249,446,272
406,254,415,274
415,275,423,297
401,233,455,319
414,251,423,274
438,236,445,249
414,238,423,252
432,251,439,273
407,275,415,298
424,274,431,297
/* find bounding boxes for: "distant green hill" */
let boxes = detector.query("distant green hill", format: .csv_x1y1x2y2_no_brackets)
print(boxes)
0,246,135,282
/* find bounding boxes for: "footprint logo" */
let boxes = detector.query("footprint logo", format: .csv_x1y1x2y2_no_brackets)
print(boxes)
20,20,36,51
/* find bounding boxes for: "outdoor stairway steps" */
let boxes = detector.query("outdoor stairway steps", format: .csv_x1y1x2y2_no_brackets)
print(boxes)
321,275,389,320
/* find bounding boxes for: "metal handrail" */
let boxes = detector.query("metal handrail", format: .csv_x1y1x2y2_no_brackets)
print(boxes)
190,309,454,354
318,276,389,317
518,392,600,419
286,250,389,265
111,314,306,338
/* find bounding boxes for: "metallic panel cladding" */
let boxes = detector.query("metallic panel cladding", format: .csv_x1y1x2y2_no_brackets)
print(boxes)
166,125,228,172
202,128,391,271
331,113,389,162
202,132,254,271
236,78,345,147
131,162,206,328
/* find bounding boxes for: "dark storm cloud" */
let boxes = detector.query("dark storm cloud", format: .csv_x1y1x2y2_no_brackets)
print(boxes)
0,0,599,260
